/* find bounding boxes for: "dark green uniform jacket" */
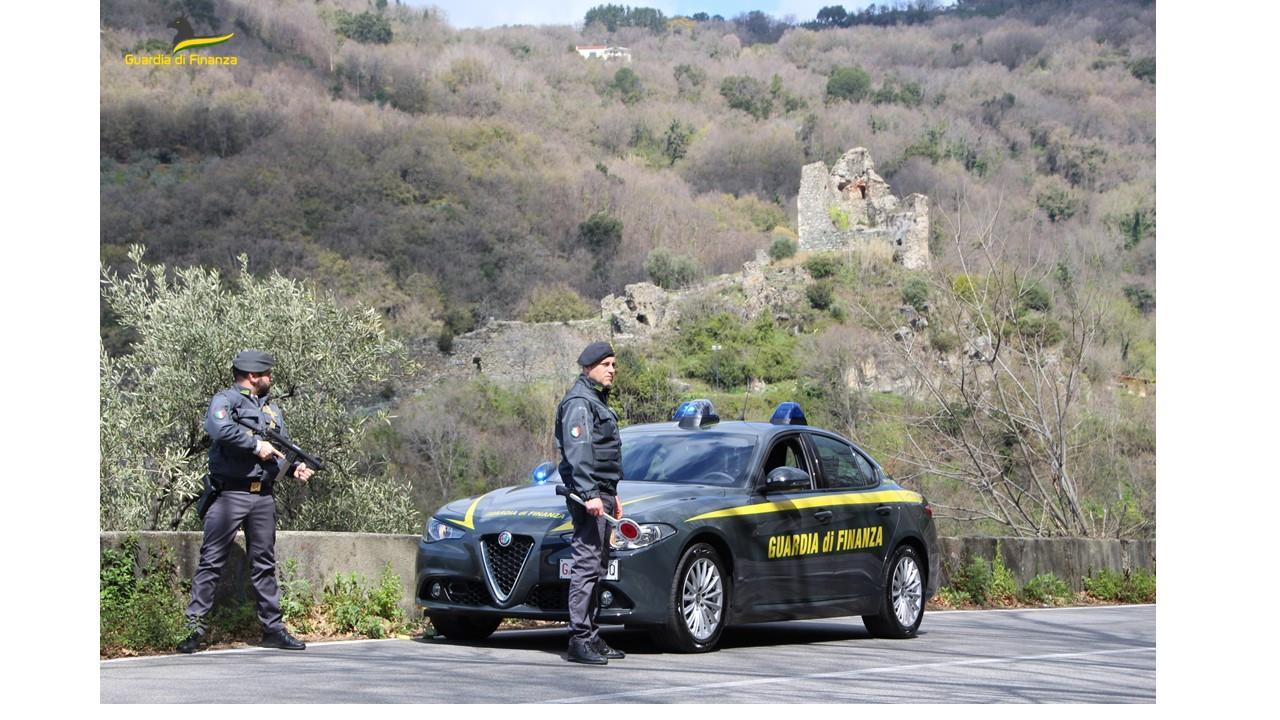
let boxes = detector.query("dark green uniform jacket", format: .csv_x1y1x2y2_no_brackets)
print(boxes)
204,386,291,491
555,375,623,500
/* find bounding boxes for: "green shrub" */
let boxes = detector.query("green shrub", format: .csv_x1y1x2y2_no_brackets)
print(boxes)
324,573,366,633
1126,56,1155,83
951,555,995,605
1018,283,1052,313
1086,568,1156,603
1021,573,1071,605
1015,313,1064,345
1124,569,1157,603
435,327,454,354
804,254,840,279
744,201,787,232
610,67,643,104
1123,285,1155,315
519,284,595,322
990,546,1018,604
278,559,316,632
806,281,835,310
676,313,798,388
370,565,406,624
768,236,797,261
319,566,406,636
334,10,392,44
952,274,980,301
358,615,386,639
826,66,872,103
444,306,478,335
935,585,970,606
828,206,850,231
1037,184,1081,222
902,276,930,311
645,248,702,289
100,539,190,654
720,75,773,119
609,346,681,425
1083,568,1125,600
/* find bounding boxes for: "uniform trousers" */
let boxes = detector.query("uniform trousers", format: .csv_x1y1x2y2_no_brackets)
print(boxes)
566,494,616,644
185,490,285,634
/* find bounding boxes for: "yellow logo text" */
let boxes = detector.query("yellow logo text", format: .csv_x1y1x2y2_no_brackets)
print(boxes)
766,525,883,559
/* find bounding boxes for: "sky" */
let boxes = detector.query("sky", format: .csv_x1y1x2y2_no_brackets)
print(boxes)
411,0,876,29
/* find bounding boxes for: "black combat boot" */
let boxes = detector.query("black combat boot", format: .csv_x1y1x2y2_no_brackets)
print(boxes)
176,630,204,654
566,637,608,665
592,636,625,659
261,629,306,650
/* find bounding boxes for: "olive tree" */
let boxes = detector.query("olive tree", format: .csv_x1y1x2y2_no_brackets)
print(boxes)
100,246,418,533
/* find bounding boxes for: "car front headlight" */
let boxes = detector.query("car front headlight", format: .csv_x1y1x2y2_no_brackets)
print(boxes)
610,523,675,551
423,517,467,542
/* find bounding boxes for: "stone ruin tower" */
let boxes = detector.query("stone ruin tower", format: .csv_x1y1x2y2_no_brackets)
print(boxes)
797,147,931,270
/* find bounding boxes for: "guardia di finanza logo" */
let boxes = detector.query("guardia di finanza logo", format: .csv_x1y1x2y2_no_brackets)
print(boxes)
123,16,238,66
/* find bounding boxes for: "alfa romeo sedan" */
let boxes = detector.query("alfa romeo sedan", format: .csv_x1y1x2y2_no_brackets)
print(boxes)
415,401,939,652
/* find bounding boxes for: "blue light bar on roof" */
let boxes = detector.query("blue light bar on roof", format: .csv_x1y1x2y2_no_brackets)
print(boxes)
770,402,807,426
531,461,555,485
673,399,720,429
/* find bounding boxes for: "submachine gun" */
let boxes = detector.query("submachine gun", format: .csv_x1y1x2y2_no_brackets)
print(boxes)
195,411,326,520
231,411,326,483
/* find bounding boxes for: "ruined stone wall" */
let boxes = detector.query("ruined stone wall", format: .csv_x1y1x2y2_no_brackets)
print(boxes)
411,317,610,389
798,147,931,270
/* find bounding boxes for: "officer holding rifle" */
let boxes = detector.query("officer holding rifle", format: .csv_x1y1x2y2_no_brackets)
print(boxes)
177,350,315,654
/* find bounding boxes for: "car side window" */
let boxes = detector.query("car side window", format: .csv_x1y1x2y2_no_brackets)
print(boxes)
810,435,876,490
762,435,810,482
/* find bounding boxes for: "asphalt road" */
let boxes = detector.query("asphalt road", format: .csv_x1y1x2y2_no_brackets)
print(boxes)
100,605,1155,703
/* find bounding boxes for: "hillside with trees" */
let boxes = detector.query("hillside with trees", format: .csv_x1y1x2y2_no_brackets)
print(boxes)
100,0,1155,538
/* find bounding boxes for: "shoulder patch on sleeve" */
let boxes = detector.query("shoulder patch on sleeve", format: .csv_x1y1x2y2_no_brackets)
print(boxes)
564,402,591,445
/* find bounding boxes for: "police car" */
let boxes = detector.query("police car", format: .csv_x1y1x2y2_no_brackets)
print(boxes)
415,400,939,652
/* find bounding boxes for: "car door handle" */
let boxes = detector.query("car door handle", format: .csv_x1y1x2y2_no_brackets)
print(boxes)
813,510,833,523
875,505,893,516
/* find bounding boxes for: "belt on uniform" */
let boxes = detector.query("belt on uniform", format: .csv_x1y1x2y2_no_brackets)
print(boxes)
218,478,271,494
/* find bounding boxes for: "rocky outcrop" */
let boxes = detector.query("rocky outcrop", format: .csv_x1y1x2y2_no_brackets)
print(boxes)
798,147,931,270
411,317,610,388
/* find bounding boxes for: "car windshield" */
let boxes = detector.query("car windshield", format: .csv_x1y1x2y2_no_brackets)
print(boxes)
621,432,757,486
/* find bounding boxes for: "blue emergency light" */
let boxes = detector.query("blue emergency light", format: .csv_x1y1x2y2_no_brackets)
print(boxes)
673,399,720,429
770,402,808,426
531,461,556,485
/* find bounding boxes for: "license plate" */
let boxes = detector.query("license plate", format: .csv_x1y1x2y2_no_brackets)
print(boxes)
559,559,619,581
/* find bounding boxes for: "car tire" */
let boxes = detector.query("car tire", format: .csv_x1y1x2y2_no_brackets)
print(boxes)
429,615,501,642
862,544,925,639
652,542,729,653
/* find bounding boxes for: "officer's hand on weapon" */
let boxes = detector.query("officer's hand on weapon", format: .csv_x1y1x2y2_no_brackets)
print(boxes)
585,497,605,517
255,440,285,461
293,463,314,483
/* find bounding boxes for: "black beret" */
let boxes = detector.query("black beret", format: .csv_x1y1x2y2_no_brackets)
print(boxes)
577,341,615,367
232,350,275,373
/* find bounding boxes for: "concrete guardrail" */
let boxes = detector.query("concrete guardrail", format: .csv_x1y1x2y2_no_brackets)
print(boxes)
101,531,1156,616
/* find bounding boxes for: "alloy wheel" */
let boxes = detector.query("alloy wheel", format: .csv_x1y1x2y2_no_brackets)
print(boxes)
681,558,724,641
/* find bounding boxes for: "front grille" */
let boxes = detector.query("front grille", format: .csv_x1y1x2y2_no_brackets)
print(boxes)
481,535,534,602
526,583,570,610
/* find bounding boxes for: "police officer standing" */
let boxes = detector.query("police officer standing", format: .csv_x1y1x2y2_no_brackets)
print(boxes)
177,350,315,654
556,341,626,665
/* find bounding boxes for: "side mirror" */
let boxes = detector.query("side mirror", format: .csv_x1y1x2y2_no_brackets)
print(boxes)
765,466,811,492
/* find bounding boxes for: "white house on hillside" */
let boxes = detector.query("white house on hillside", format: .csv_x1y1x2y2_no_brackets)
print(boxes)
575,45,632,61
